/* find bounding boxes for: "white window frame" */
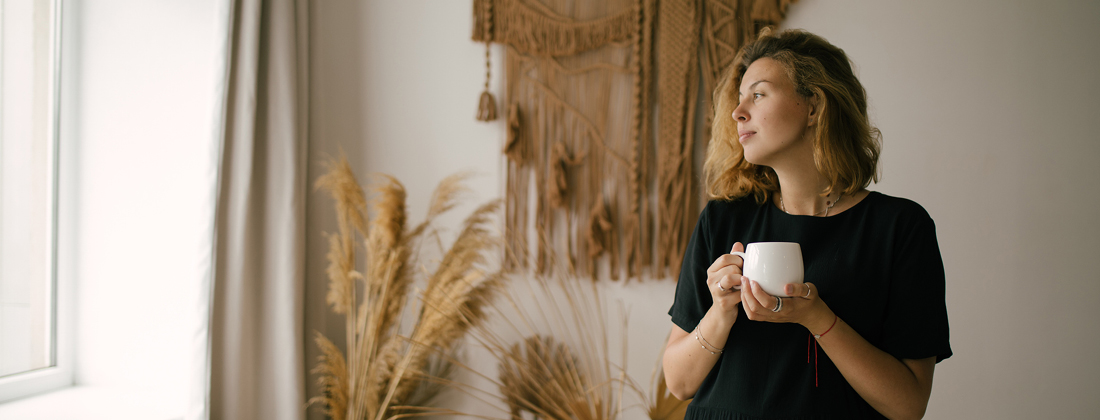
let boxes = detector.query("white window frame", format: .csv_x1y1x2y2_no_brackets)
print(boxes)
0,0,71,403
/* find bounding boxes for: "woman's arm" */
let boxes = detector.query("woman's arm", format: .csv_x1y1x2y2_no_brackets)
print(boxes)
663,243,746,400
662,307,735,400
741,280,936,420
803,305,936,420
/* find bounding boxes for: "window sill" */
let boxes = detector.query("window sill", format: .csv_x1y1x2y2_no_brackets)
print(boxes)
0,385,183,420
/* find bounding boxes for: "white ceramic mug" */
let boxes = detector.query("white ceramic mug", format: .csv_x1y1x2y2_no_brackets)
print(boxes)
731,242,804,297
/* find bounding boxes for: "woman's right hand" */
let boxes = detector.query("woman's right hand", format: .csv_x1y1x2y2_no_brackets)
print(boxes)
707,242,745,317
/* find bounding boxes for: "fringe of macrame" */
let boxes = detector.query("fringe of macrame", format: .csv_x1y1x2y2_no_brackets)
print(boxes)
490,0,647,281
504,41,635,280
474,0,637,57
587,194,614,276
503,103,524,165
624,0,655,279
502,49,528,273
655,0,701,278
548,141,586,209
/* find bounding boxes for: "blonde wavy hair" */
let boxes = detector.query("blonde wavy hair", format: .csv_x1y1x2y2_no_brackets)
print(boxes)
704,28,881,203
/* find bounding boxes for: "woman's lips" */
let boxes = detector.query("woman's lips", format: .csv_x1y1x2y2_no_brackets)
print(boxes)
738,130,756,142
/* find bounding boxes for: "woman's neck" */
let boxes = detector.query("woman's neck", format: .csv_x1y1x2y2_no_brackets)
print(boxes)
772,165,838,216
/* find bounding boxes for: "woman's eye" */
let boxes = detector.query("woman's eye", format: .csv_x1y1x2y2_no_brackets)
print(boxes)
753,92,764,100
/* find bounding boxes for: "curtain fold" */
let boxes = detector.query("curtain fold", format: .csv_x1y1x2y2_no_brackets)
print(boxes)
207,0,309,419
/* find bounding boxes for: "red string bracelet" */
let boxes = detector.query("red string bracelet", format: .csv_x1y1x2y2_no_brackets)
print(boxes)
814,314,839,339
807,315,839,387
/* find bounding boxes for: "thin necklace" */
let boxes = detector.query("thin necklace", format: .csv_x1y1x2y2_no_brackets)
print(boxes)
780,193,842,217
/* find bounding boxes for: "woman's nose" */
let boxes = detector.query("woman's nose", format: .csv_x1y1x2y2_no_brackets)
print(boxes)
732,102,749,122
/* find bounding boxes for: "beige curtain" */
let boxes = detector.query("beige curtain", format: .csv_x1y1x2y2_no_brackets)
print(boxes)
207,0,309,419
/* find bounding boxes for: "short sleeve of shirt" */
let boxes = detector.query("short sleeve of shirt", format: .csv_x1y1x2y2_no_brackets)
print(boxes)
669,203,713,334
879,213,953,362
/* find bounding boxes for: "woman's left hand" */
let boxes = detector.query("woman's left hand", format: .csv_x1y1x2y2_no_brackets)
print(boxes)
740,278,826,326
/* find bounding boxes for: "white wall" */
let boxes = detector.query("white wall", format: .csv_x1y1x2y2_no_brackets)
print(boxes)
308,0,1100,418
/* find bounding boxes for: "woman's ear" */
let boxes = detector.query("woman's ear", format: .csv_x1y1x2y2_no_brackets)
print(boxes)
807,93,819,126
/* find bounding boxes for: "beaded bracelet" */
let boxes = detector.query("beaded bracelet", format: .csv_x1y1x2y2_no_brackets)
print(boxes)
694,326,723,354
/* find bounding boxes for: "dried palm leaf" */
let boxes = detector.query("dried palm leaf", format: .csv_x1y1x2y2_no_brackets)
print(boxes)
419,253,686,420
647,371,689,420
498,335,592,420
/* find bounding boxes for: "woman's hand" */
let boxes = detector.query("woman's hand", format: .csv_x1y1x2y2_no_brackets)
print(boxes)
707,242,746,317
740,280,833,331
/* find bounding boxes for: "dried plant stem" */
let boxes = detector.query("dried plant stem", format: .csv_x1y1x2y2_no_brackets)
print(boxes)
310,156,504,420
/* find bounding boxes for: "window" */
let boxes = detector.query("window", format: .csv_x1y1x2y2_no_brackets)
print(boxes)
0,0,65,402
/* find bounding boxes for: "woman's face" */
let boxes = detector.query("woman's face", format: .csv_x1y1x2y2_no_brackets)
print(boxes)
731,57,813,167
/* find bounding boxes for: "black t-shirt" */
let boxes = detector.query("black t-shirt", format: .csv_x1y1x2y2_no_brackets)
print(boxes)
668,192,952,419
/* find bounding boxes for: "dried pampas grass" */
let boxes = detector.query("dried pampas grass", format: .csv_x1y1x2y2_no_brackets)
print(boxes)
309,156,504,420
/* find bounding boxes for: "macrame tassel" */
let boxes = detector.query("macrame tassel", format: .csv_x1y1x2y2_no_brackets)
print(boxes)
476,41,498,122
477,90,498,121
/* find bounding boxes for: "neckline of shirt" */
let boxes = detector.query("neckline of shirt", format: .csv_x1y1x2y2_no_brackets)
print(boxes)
769,190,878,220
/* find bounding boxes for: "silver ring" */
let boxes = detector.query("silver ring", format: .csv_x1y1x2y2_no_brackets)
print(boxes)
803,287,812,299
717,283,726,292
771,296,783,312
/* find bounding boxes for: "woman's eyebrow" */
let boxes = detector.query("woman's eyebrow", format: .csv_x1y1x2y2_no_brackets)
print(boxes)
738,79,771,97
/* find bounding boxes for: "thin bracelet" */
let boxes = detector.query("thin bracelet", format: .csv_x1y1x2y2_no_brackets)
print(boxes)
694,326,723,354
813,315,839,339
698,325,724,352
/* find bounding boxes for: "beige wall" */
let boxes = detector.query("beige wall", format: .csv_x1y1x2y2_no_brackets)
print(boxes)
307,0,1100,418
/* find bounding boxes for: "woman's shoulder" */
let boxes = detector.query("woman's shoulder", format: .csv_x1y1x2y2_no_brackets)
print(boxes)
701,195,765,223
864,191,934,221
705,194,763,213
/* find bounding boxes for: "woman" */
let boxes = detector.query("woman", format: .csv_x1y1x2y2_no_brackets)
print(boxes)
663,28,951,419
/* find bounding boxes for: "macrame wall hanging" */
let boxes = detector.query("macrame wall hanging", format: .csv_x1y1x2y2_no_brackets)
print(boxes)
474,0,796,281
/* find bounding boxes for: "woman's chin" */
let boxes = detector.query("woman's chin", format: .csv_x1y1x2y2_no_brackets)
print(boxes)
742,152,770,167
